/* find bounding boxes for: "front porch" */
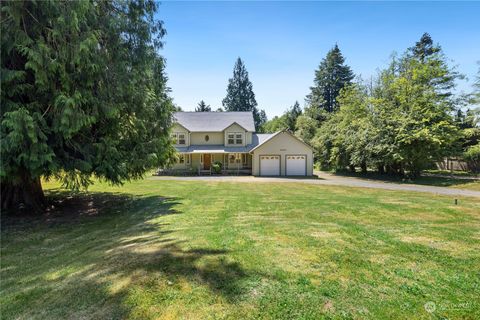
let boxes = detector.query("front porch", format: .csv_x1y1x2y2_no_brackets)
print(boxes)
161,152,253,176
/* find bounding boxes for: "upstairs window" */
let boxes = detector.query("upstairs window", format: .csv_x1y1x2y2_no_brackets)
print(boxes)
228,133,235,145
172,132,186,145
227,132,243,145
178,134,186,145
235,133,242,145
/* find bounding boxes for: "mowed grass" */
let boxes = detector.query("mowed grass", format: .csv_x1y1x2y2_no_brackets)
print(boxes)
331,171,480,191
1,179,480,319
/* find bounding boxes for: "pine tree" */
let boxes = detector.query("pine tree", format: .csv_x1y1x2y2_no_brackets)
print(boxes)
1,0,174,213
306,44,354,113
222,58,266,130
195,100,211,112
285,101,302,132
409,32,440,62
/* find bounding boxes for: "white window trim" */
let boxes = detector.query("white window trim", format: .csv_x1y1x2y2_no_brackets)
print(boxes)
227,132,243,145
172,132,186,145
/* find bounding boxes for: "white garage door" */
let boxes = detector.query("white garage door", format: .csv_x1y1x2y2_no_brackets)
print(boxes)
260,155,280,176
286,155,306,176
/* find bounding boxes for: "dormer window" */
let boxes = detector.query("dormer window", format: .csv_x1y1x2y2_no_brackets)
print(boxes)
171,132,186,145
228,132,243,145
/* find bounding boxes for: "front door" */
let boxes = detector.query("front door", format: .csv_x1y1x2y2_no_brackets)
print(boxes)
203,154,211,170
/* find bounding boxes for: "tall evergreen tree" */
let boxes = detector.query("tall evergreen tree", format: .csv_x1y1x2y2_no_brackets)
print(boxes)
1,0,174,213
222,58,266,129
306,44,354,113
409,32,440,62
285,101,302,132
407,32,458,96
195,100,211,112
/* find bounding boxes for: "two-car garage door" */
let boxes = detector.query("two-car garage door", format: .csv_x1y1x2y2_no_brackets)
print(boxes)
259,155,306,176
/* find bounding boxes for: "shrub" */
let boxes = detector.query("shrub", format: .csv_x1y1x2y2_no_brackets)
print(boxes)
464,144,480,173
212,161,222,174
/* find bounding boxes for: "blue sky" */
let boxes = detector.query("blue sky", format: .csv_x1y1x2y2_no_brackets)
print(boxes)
158,1,480,118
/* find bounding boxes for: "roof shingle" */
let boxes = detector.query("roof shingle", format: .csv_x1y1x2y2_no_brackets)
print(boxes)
173,112,255,132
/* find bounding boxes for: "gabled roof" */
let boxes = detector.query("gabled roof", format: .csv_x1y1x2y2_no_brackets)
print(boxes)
249,130,313,152
173,112,255,132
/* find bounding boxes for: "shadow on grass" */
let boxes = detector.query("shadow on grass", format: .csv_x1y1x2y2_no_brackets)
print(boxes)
1,190,250,319
331,171,479,188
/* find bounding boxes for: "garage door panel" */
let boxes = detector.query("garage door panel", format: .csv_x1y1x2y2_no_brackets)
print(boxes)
260,155,280,176
286,155,306,176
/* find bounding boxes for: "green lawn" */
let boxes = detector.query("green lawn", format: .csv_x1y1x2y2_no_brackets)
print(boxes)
331,171,480,191
2,179,479,319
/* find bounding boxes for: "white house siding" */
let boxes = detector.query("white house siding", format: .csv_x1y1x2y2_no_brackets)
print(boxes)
224,123,248,147
251,132,313,176
171,124,190,146
190,132,224,145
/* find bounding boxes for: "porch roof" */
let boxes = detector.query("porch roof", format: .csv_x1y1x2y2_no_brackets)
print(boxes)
175,145,252,153
174,133,276,154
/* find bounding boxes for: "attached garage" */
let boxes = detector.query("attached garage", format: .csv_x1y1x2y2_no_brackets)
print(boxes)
286,155,307,176
251,131,314,177
259,155,280,176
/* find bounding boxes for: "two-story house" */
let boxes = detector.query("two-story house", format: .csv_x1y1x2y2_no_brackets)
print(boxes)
169,111,313,176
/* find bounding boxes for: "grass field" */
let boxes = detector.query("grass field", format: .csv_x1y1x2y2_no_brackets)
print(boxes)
331,171,480,191
1,179,479,319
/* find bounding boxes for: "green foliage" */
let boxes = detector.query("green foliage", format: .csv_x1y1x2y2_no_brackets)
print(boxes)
222,57,266,130
464,144,480,173
294,115,319,145
195,100,211,112
211,161,222,174
306,44,354,113
261,101,302,134
284,101,302,131
313,34,462,176
409,32,440,62
261,115,288,133
1,0,174,192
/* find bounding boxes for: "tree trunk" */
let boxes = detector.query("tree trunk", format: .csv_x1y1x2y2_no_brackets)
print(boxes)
349,164,356,173
361,162,367,174
378,165,385,174
1,176,46,214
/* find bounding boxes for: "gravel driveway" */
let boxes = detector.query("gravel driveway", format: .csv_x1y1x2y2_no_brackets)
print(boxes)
149,171,480,198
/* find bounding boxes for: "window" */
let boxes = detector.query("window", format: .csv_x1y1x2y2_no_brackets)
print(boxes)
235,133,242,145
172,132,186,145
178,134,186,145
227,133,235,145
229,153,241,164
227,132,242,145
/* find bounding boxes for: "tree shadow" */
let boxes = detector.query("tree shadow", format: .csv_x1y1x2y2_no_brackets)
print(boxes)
1,190,254,319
